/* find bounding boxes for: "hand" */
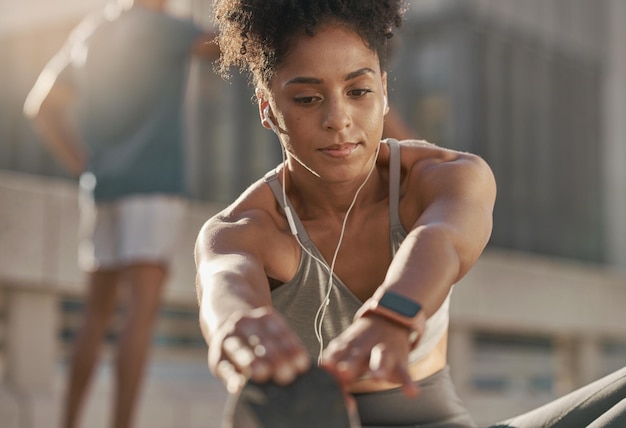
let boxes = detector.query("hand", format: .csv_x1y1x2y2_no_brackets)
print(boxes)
208,306,310,393
320,315,420,397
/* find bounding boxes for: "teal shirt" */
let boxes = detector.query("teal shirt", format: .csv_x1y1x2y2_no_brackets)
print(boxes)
58,6,202,201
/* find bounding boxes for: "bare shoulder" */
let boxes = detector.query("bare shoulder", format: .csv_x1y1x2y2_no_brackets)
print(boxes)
398,139,485,166
389,139,496,230
196,179,281,256
194,177,297,281
398,139,495,192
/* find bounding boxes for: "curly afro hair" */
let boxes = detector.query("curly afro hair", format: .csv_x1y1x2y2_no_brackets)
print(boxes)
212,0,407,88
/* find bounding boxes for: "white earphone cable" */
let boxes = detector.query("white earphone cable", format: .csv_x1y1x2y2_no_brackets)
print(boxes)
268,104,383,363
279,141,381,363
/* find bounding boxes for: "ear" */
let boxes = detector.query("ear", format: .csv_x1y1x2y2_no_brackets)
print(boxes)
256,88,273,130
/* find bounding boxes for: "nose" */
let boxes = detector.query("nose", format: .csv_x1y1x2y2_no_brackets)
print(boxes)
322,98,351,131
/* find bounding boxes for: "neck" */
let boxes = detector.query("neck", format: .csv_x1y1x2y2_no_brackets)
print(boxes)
285,145,383,219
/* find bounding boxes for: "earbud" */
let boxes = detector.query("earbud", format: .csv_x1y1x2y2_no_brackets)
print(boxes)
263,105,279,135
383,95,388,113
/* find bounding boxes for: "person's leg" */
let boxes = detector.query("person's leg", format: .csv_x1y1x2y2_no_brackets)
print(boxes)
112,262,167,428
587,398,626,428
62,270,121,428
354,366,476,428
109,194,185,428
223,364,358,428
491,366,626,428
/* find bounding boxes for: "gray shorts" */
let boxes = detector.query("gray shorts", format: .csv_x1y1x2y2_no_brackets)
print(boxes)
78,192,187,271
353,366,477,428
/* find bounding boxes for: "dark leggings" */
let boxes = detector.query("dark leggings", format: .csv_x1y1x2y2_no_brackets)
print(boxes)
353,366,477,427
490,366,626,428
352,366,626,428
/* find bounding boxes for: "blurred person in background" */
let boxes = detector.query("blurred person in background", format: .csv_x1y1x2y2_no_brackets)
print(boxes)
23,0,219,427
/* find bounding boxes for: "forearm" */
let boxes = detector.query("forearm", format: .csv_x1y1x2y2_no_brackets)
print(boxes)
196,263,272,344
196,259,310,387
378,224,467,317
25,77,83,175
378,154,495,316
33,115,85,176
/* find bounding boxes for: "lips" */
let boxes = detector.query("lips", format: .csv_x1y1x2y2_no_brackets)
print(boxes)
319,143,359,158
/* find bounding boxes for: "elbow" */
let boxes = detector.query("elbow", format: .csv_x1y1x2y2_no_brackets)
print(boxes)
413,222,486,283
454,225,491,282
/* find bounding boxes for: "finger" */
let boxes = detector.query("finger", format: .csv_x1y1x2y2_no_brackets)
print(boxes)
342,390,359,421
223,335,272,382
238,314,310,385
242,312,309,366
259,317,311,383
255,324,309,370
223,336,254,370
271,329,311,372
369,344,419,398
265,344,309,385
368,343,403,382
394,365,419,398
216,359,246,394
322,344,370,387
400,376,419,398
368,343,386,379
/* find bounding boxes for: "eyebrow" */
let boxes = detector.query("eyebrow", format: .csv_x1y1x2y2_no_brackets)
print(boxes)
284,67,376,86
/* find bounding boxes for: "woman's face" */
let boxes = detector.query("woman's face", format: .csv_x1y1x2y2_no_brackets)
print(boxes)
264,24,388,182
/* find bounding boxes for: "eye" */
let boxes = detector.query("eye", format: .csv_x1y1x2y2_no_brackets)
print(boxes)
348,88,373,97
294,96,321,104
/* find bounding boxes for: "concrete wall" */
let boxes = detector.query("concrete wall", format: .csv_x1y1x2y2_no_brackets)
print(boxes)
450,250,626,423
0,170,227,428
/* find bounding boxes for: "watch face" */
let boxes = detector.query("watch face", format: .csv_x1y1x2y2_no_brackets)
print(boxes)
379,291,422,317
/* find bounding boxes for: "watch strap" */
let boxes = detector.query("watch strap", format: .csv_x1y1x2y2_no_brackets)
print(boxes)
354,291,424,349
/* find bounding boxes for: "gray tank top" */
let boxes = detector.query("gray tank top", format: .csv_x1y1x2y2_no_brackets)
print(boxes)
266,139,451,364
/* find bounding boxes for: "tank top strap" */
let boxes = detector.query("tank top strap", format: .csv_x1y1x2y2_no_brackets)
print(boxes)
265,139,402,246
264,168,312,244
387,138,403,231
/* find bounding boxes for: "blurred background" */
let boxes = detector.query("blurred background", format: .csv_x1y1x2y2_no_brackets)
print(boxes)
1,0,625,427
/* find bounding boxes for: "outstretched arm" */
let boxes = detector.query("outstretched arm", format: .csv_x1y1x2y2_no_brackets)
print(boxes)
323,146,496,394
382,150,496,315
195,213,310,393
